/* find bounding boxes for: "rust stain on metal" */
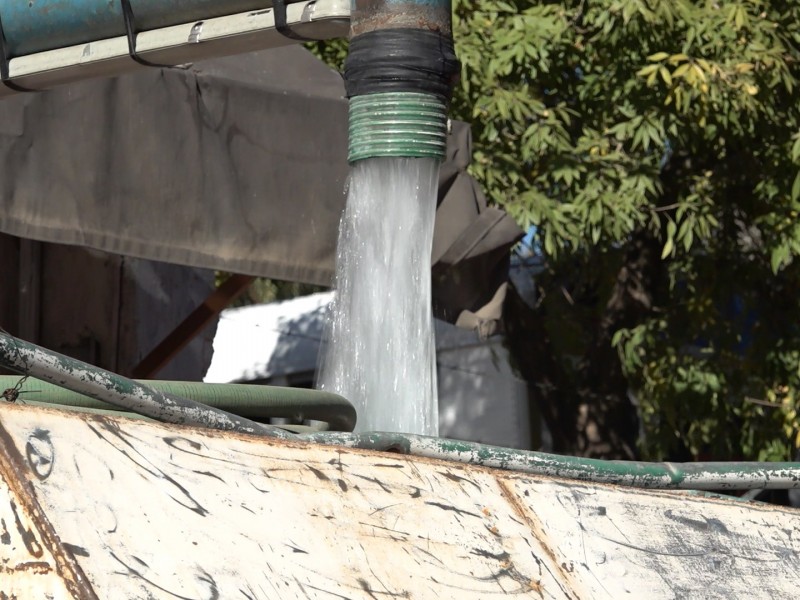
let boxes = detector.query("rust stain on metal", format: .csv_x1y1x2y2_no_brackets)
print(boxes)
13,561,52,574
0,417,99,599
496,476,582,599
350,1,451,36
351,13,445,36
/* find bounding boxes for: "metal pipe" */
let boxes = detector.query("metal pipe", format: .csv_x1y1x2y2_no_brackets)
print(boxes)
349,0,452,37
303,431,800,491
0,330,293,439
0,0,277,57
344,0,459,162
4,329,796,492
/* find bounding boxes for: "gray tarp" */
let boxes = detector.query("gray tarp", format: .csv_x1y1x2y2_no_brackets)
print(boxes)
0,45,522,327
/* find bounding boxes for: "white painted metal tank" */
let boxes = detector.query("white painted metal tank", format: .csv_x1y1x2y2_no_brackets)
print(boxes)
1,403,798,599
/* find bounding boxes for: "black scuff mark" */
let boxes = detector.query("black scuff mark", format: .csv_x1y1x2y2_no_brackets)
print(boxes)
239,587,256,600
357,521,410,539
164,436,201,451
471,548,511,561
87,420,208,517
361,550,412,599
105,504,119,533
353,474,393,494
0,518,10,545
304,583,353,599
293,575,313,600
369,503,400,516
196,569,220,600
439,470,482,492
307,465,329,482
600,534,708,558
249,469,271,493
357,578,380,600
474,566,536,595
110,551,218,600
9,499,43,558
163,435,241,465
63,542,90,557
412,546,446,567
664,509,730,535
328,451,347,473
192,470,225,483
424,501,481,519
252,467,318,490
132,555,150,568
25,428,55,480
285,542,308,554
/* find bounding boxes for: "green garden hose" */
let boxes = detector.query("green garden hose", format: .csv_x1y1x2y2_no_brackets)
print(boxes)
302,431,800,491
0,376,356,432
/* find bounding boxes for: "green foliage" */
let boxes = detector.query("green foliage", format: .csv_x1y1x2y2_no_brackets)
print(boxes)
310,1,800,460
450,0,800,460
305,39,348,73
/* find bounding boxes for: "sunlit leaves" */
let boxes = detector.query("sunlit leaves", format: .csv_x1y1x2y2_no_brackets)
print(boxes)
311,0,800,461
448,0,800,460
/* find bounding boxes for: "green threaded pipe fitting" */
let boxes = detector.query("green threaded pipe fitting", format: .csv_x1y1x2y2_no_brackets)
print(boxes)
348,92,448,163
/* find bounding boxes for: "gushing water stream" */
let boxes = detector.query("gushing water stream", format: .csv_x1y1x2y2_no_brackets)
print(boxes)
318,157,439,435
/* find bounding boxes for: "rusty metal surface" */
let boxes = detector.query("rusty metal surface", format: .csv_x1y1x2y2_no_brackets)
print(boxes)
0,419,98,599
350,0,451,36
0,402,798,598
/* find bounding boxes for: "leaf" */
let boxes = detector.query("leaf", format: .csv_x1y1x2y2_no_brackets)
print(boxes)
637,64,659,77
673,63,691,79
611,329,625,348
668,53,689,64
660,219,677,259
771,245,790,274
682,227,694,252
419,0,800,463
692,64,706,82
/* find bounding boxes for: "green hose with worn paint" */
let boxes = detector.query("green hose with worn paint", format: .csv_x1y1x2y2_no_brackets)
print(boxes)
302,431,800,491
0,376,356,432
4,332,799,492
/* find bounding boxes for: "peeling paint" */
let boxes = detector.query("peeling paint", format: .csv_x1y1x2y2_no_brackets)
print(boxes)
0,421,97,598
0,404,798,598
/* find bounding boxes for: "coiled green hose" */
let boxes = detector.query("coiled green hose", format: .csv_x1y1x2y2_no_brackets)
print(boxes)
0,377,356,432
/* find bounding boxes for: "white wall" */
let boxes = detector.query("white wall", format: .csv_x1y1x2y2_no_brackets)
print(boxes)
206,297,536,449
435,321,533,449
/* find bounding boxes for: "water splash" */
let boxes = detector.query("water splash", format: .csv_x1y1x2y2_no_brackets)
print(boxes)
318,157,439,436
